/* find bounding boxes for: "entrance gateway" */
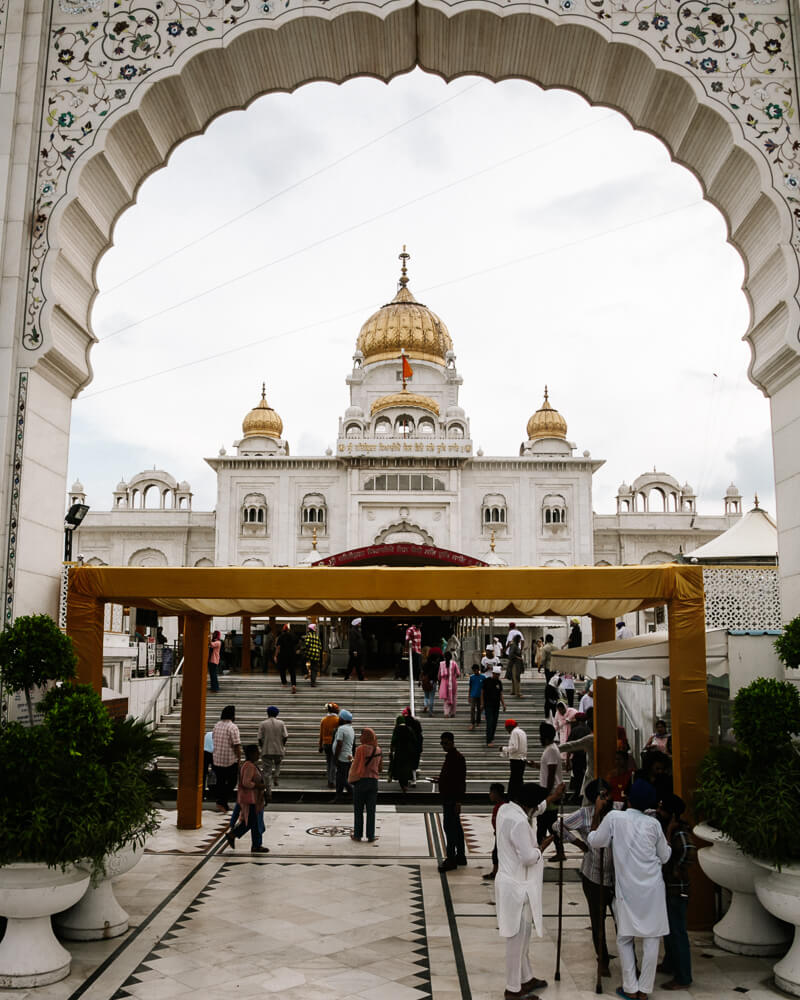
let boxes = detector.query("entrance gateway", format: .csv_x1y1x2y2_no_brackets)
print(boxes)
65,562,707,826
1,0,800,623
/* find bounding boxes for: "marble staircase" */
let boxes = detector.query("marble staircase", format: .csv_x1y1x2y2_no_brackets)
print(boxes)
155,668,555,796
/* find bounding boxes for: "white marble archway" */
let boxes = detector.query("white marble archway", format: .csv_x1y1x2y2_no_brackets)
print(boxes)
4,0,800,618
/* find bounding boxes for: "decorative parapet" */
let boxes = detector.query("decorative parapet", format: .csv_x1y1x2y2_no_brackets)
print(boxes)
25,0,800,367
703,565,783,630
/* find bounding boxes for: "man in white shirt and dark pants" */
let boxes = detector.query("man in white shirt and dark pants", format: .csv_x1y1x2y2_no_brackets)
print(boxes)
587,780,671,1000
501,719,527,800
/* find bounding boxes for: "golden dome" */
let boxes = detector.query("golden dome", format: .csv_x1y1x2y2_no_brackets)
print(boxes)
355,248,453,366
526,386,567,440
242,384,283,439
371,390,440,416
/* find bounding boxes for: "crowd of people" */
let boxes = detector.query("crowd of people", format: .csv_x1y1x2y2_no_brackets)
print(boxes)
204,619,690,1000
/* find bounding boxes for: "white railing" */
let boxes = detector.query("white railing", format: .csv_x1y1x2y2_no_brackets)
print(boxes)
138,658,184,728
407,641,416,717
617,687,643,766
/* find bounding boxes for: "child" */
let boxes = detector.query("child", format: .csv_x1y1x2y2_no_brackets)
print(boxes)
482,782,507,881
468,663,484,730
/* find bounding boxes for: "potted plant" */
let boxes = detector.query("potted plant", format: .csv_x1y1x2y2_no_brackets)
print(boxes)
0,615,169,986
694,677,800,989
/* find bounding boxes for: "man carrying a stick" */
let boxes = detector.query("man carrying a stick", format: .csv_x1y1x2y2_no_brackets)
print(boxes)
549,778,615,979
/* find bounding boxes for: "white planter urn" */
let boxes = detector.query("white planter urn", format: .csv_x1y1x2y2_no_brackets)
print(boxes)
754,860,800,996
55,842,143,941
694,822,790,956
0,863,90,988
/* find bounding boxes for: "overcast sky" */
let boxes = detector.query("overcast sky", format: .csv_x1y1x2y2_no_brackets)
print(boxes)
70,69,774,519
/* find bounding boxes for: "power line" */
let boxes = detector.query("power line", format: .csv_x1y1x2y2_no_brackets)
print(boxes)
102,81,483,295
99,113,617,343
81,195,702,401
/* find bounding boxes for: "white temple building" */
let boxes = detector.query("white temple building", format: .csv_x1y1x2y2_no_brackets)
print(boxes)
71,253,745,570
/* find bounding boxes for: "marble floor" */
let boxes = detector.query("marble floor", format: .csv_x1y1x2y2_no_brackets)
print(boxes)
0,808,786,1000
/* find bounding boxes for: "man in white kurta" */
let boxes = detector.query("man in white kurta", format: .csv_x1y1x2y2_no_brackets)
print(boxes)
587,780,671,999
495,785,550,1000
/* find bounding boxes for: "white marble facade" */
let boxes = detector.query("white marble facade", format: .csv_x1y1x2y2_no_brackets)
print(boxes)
72,267,743,569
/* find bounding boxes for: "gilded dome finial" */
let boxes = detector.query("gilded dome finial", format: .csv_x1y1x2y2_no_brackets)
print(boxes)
242,384,283,440
526,386,567,441
398,245,410,288
754,493,760,509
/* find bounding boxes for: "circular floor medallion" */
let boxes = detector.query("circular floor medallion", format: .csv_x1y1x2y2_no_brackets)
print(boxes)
306,825,353,837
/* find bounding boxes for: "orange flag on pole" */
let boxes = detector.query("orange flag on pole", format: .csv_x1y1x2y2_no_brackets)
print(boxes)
402,352,413,382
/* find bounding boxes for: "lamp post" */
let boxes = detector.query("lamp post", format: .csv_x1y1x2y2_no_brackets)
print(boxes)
64,503,90,561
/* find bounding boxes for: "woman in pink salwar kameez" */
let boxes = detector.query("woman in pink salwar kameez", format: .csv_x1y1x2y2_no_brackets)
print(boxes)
438,651,459,717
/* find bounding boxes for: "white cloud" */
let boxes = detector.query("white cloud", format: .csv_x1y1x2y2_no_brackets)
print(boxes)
70,70,770,523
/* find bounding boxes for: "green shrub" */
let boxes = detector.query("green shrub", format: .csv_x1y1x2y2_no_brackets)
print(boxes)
732,676,800,755
774,616,800,671
0,621,173,874
0,614,76,724
696,678,800,866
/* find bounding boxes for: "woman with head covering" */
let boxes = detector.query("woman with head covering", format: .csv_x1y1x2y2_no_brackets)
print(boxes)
438,650,460,718
348,727,383,841
495,782,559,1000
554,701,577,745
388,714,416,792
402,707,423,783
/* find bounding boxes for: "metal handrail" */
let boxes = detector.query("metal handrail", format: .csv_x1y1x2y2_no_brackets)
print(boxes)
617,688,642,767
140,657,184,728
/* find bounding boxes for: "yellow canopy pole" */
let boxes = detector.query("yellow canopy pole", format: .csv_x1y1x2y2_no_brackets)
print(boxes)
66,585,104,692
667,568,713,927
590,617,617,783
177,615,209,830
241,615,251,674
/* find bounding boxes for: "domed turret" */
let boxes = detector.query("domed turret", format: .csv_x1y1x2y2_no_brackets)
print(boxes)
242,384,283,440
355,248,453,366
370,390,440,417
526,386,567,441
71,478,84,494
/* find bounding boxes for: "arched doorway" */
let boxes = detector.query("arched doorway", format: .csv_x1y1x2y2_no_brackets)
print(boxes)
5,3,800,618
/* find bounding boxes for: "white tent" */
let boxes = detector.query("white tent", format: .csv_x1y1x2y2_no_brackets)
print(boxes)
683,505,778,563
551,629,729,680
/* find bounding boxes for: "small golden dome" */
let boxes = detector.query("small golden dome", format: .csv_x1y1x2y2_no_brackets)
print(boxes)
527,386,567,440
371,390,440,416
242,384,283,439
355,248,453,366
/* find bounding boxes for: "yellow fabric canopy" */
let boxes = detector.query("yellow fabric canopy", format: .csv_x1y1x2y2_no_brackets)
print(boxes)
66,563,699,618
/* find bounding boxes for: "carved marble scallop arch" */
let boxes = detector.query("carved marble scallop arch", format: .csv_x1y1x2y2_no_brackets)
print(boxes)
31,0,800,399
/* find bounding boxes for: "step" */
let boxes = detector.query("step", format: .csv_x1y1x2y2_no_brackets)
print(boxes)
155,672,567,791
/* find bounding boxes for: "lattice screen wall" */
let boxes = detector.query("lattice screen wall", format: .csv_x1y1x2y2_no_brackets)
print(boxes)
703,567,782,631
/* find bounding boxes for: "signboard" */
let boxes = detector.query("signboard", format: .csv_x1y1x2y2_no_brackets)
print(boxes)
314,542,487,568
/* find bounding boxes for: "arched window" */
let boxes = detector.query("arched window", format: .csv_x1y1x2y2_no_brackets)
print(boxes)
395,414,414,437
418,418,435,435
345,423,361,438
448,423,465,438
241,493,267,535
481,494,508,533
542,494,567,530
301,493,327,534
374,417,391,436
